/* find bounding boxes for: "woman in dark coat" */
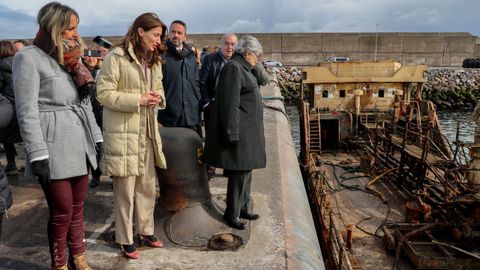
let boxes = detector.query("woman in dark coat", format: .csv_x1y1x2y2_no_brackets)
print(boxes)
0,40,22,176
0,93,13,241
202,35,266,230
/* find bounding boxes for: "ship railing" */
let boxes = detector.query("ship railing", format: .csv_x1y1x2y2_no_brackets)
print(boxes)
400,99,456,159
395,118,469,165
380,121,468,198
373,133,461,205
385,121,463,164
430,128,470,165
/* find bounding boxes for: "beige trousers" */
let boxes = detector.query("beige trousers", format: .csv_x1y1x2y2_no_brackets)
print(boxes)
113,139,156,245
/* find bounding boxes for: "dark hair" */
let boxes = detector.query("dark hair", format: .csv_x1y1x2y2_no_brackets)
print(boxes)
0,40,16,58
170,20,187,33
118,12,167,67
14,39,29,46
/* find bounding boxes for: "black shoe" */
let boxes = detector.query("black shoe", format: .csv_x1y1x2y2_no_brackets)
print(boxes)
89,176,100,188
5,163,18,176
240,212,260,220
223,216,246,230
138,234,163,248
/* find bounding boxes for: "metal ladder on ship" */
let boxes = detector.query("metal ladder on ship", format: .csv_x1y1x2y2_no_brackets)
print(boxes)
309,113,321,153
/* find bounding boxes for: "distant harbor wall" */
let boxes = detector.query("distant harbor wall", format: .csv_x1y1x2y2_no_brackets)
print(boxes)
91,32,479,67
189,32,479,67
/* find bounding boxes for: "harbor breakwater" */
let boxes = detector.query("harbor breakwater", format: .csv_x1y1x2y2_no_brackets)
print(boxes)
273,67,480,110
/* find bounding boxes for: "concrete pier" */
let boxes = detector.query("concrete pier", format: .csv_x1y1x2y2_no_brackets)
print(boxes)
0,83,324,269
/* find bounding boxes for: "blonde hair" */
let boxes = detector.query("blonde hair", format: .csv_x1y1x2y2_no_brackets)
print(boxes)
37,1,82,64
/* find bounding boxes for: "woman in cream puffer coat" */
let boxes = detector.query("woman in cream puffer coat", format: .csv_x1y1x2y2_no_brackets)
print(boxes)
96,44,167,176
95,12,167,259
97,47,166,176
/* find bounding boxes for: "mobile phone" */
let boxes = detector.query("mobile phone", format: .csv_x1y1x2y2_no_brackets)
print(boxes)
84,49,102,57
92,36,112,49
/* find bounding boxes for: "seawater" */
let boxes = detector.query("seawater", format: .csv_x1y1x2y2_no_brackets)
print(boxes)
437,110,476,144
285,103,300,156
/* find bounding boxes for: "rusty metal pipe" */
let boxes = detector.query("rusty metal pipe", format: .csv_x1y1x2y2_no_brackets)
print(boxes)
346,224,353,251
380,225,395,252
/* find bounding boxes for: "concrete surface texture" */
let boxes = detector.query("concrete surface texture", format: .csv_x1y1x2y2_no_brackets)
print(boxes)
0,84,323,269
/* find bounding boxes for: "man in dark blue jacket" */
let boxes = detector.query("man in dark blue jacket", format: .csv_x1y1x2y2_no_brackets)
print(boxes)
158,20,200,130
199,33,238,127
198,33,238,176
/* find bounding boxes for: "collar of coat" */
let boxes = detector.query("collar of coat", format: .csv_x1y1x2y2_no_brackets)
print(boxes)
231,53,254,70
112,43,157,69
166,40,194,59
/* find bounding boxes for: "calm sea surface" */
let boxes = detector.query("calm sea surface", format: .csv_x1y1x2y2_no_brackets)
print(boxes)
436,110,476,144
285,103,476,157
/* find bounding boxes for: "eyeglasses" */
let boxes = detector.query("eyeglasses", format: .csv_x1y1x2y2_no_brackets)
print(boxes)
222,41,236,47
249,52,261,60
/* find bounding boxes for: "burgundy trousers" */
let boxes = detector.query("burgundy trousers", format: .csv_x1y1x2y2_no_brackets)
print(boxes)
42,174,89,268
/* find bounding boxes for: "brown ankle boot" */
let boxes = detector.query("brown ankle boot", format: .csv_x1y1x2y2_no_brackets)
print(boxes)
72,252,92,270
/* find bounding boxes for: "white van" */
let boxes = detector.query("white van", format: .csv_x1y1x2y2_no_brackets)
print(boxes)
326,57,350,63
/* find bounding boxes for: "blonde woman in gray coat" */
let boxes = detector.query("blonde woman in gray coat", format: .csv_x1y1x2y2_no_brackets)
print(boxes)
13,2,101,269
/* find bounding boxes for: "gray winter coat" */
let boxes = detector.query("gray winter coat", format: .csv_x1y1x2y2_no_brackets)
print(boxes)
202,53,266,170
12,46,102,180
0,94,13,213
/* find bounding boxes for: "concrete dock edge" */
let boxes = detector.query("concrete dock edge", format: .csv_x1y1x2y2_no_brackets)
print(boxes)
261,83,325,270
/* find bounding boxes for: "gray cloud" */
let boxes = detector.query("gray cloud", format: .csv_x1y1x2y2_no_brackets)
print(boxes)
0,4,37,39
0,0,478,39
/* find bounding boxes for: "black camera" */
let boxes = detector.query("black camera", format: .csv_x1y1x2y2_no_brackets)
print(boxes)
84,49,102,57
92,36,112,49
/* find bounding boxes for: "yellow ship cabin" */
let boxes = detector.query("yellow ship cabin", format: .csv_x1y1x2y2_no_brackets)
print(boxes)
300,60,427,151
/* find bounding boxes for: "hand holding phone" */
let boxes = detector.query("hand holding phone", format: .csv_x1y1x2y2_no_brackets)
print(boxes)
84,49,102,57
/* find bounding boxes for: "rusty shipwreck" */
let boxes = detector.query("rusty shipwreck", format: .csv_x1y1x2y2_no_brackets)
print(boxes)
299,60,480,269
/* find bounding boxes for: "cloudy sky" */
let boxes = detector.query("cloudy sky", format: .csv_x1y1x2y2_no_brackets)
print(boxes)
0,0,479,39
